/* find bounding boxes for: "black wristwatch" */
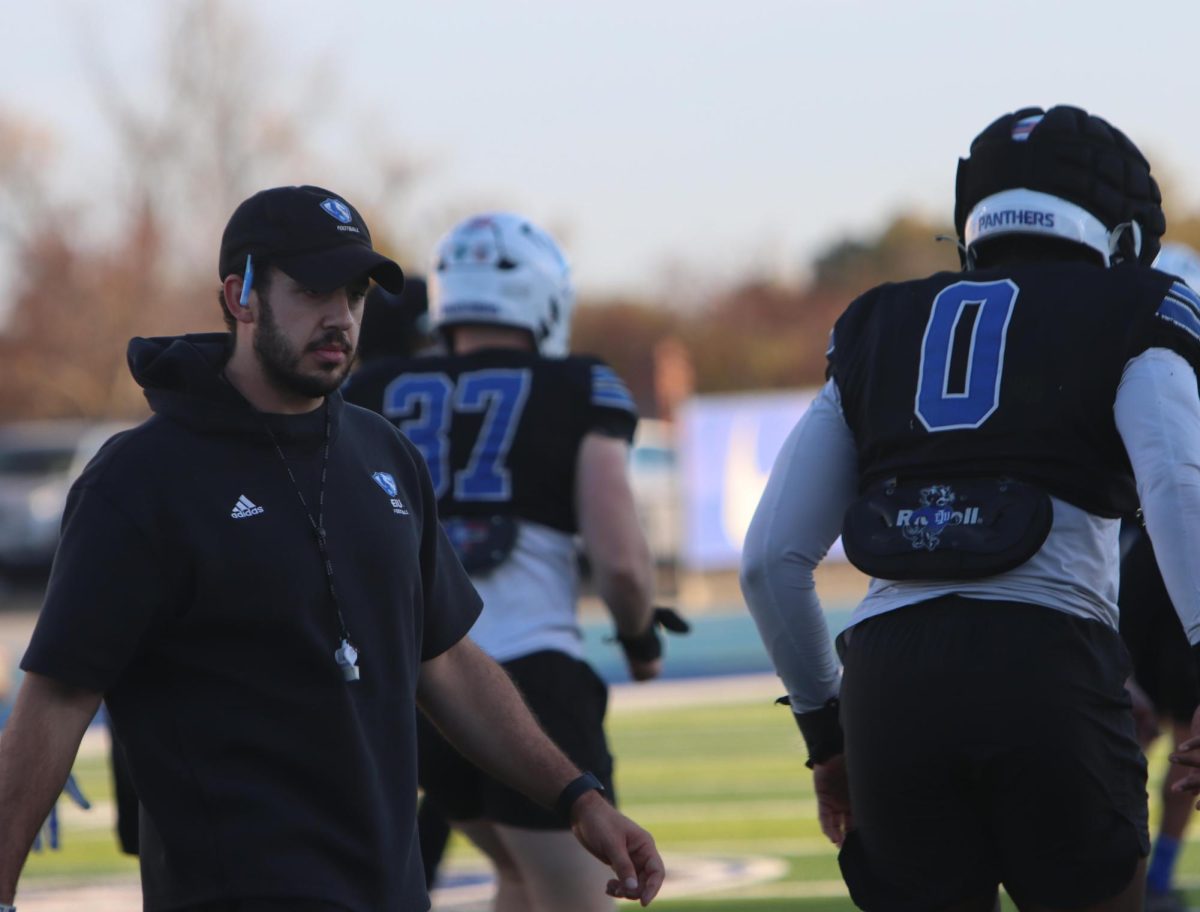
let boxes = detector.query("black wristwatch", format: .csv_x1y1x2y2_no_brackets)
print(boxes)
555,771,606,822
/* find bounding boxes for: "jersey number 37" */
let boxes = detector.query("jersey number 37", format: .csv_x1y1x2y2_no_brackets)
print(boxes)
383,368,532,501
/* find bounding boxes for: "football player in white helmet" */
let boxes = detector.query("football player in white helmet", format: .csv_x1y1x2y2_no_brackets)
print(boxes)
346,212,682,912
431,212,575,357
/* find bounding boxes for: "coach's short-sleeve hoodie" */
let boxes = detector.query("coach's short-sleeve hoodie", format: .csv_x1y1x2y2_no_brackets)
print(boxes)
23,333,481,911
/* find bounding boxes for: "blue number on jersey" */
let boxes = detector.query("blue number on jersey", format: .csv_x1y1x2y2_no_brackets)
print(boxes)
454,370,532,500
383,369,532,500
915,279,1018,432
383,374,453,495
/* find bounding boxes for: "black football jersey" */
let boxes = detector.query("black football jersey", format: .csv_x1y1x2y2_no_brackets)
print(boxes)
344,349,638,532
828,261,1200,518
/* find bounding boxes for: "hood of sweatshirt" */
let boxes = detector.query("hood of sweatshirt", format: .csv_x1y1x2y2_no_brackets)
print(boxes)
127,332,342,445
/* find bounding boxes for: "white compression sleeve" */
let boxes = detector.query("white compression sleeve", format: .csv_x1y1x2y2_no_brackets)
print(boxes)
740,379,859,712
1115,347,1200,645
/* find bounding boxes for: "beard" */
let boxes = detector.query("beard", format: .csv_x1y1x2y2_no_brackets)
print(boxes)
253,294,355,400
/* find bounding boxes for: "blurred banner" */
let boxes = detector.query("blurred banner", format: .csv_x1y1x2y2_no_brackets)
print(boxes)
677,389,846,570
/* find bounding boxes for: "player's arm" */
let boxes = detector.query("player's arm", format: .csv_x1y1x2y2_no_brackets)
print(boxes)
417,637,664,905
1113,348,1200,796
1116,350,1200,655
741,379,857,715
575,432,660,681
739,379,858,844
0,672,103,903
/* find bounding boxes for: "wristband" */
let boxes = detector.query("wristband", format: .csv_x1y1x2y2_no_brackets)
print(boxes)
554,771,606,822
617,626,662,663
616,606,690,664
784,696,844,768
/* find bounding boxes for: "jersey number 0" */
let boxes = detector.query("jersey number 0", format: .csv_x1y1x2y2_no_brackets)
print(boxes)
914,279,1018,432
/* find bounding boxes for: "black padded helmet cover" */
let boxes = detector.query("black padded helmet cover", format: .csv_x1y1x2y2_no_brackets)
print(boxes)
954,105,1164,266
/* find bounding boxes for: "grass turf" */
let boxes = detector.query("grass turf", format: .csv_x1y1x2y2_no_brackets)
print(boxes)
18,692,1200,911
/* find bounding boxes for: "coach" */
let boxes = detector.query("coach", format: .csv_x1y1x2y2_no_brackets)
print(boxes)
0,185,663,912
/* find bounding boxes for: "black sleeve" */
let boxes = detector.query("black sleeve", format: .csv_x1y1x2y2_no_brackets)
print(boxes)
21,479,174,692
579,357,638,442
1129,274,1200,379
825,291,872,385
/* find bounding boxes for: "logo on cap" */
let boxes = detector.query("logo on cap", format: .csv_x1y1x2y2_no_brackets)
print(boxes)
320,198,353,224
1011,115,1043,142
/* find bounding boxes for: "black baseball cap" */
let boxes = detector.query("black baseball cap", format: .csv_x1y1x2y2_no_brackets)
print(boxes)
219,185,404,293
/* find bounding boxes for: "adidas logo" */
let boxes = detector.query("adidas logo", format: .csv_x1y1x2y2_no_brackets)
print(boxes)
231,495,265,519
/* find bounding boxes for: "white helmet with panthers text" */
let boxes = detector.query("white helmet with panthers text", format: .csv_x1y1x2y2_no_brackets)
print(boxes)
431,213,575,357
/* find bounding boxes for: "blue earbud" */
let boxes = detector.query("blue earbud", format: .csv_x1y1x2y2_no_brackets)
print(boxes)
239,254,254,307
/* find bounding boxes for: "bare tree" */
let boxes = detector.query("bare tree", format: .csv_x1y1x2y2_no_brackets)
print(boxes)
0,0,422,421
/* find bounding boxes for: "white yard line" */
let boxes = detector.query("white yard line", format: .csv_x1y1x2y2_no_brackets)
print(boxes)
610,672,781,712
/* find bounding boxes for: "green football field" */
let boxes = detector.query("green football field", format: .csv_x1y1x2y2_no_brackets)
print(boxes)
17,683,1200,911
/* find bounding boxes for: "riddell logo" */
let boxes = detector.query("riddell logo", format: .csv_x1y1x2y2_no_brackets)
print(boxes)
896,506,982,526
231,495,264,519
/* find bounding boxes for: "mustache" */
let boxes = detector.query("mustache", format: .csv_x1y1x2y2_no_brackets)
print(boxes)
307,331,352,352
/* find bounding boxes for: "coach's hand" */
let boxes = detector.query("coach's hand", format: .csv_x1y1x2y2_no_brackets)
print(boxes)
813,754,853,846
1169,704,1200,807
569,790,665,905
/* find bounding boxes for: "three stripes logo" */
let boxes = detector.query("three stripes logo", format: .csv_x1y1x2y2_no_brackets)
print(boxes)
231,495,265,519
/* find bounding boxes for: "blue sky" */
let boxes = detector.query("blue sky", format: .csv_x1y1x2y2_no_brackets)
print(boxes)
7,0,1200,297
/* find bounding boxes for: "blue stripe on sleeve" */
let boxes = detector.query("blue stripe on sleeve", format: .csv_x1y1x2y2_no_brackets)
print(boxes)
591,365,636,412
1157,297,1200,343
1171,281,1200,313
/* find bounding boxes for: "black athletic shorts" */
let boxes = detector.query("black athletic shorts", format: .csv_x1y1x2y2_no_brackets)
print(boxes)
1119,529,1200,723
418,649,615,830
838,596,1149,912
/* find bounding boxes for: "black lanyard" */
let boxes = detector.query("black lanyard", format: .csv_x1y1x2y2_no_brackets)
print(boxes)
261,404,361,682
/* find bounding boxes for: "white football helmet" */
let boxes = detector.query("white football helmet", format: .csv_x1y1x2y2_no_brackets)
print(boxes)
431,213,575,357
1154,242,1200,290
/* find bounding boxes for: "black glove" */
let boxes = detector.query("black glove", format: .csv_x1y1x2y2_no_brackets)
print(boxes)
617,607,691,663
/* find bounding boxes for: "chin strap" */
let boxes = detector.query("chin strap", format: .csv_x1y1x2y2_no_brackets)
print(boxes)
1107,221,1143,266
